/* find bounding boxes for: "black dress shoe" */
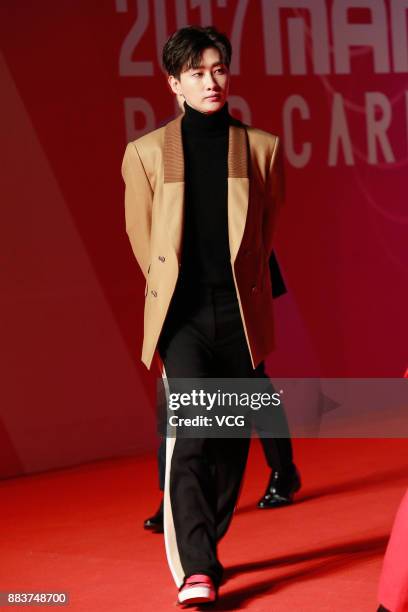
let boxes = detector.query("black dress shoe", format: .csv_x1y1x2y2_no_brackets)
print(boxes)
257,465,301,509
143,499,164,532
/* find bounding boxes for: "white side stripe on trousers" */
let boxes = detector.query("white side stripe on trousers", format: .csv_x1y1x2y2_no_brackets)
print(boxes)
160,360,185,588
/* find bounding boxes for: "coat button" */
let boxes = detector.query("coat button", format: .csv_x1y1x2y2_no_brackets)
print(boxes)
251,285,257,294
158,256,165,262
151,290,158,297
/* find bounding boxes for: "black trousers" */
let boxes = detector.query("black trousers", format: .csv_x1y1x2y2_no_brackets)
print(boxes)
157,281,290,588
156,283,294,491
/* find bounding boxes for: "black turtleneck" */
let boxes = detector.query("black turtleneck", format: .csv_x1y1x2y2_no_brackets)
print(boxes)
178,100,235,289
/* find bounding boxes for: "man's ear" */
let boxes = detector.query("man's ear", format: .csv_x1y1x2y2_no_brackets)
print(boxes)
168,74,181,96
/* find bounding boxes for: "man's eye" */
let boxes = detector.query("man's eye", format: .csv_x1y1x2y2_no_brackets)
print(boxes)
215,68,225,73
193,72,202,77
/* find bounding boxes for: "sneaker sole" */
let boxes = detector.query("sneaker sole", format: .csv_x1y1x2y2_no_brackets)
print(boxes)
178,585,215,604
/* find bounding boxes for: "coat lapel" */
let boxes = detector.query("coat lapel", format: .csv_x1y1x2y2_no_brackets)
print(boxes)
163,111,249,265
227,119,250,263
163,115,185,261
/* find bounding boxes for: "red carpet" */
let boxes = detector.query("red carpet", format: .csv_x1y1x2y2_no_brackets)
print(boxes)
1,438,407,611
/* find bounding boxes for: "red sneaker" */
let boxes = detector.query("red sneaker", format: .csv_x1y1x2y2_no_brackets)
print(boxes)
178,574,216,606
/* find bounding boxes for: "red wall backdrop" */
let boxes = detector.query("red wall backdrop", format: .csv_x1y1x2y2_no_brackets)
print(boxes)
1,0,407,477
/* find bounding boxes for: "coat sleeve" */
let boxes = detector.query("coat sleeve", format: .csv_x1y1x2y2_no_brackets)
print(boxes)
121,141,153,279
262,136,285,258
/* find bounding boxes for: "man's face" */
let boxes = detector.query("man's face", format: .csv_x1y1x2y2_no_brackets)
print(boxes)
168,46,230,114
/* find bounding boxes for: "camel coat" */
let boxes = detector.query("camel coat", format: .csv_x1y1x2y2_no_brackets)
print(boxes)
121,112,284,370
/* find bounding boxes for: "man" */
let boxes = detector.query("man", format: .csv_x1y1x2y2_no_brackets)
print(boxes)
121,25,291,606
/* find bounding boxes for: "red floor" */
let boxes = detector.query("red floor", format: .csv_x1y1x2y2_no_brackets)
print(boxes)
1,438,407,611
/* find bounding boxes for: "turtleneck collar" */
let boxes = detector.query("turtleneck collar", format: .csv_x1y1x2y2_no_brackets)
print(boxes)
182,99,230,135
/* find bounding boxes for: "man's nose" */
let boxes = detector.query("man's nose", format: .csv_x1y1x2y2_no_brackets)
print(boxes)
204,72,218,89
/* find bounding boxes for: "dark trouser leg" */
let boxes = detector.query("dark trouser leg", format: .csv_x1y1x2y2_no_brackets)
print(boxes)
158,284,258,588
168,436,223,585
156,375,168,492
259,435,293,471
210,289,262,538
256,401,294,472
158,437,166,492
247,362,294,472
213,437,250,541
212,289,295,498
159,287,231,587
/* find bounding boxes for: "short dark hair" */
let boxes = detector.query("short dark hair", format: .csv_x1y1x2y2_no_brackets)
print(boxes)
162,25,232,80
